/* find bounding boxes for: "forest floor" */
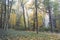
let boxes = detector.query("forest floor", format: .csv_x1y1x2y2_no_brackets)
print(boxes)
0,29,60,40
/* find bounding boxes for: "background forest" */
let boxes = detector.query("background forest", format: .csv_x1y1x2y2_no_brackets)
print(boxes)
0,0,60,40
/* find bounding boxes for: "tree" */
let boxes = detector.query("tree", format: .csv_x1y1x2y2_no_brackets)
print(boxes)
35,0,38,34
0,2,3,28
43,0,56,32
29,11,43,27
1,0,13,30
21,0,27,30
53,1,60,31
53,1,59,29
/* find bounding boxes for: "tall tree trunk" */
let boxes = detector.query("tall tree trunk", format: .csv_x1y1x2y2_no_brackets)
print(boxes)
47,4,54,32
6,0,9,30
21,0,26,30
0,3,2,28
4,0,6,30
35,0,38,34
2,4,4,29
23,5,26,30
43,0,56,32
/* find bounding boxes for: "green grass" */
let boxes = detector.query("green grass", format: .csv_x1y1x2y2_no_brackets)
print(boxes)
0,29,60,40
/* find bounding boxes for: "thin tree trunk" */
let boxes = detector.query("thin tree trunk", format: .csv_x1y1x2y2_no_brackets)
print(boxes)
21,0,26,30
2,4,4,29
0,3,2,28
47,4,54,32
35,0,38,34
6,0,9,30
23,6,26,30
4,0,6,30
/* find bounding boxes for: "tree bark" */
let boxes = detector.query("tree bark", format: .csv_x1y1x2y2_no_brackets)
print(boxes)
35,0,38,34
47,4,54,32
21,0,27,30
4,0,6,30
0,3,2,28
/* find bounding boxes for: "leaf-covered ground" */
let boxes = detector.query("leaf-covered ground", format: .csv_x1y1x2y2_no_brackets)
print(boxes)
0,29,60,40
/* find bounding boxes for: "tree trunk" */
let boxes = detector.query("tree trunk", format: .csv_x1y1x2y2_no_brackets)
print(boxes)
4,0,6,30
47,4,54,32
23,5,26,30
35,0,38,34
0,3,2,28
21,1,27,30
